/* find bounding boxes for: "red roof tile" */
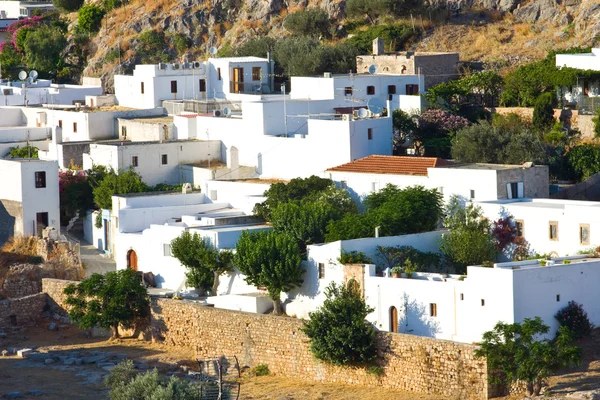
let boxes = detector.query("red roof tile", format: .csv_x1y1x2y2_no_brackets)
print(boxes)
326,155,453,176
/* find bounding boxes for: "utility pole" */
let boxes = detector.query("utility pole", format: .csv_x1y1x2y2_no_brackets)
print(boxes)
281,82,287,137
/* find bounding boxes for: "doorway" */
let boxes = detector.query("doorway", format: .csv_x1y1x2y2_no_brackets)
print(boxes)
36,212,48,236
233,68,244,93
390,306,398,333
127,249,138,271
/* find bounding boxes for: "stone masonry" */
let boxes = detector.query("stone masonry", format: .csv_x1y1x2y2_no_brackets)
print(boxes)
0,293,46,328
42,279,490,399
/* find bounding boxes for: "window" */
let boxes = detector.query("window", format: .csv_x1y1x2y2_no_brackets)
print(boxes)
580,224,590,245
344,87,353,96
199,79,206,92
481,299,485,307
121,126,127,139
140,82,144,94
170,80,177,93
252,67,262,81
58,120,62,129
73,122,77,133
405,84,419,95
371,182,379,192
368,128,373,140
34,171,46,188
387,85,396,95
510,182,518,198
470,190,475,199
556,294,560,302
210,190,218,201
217,68,221,80
515,220,524,237
163,243,172,257
318,263,325,279
460,293,464,301
429,303,437,317
340,180,347,189
131,156,138,167
161,154,168,165
549,221,558,241
367,86,375,95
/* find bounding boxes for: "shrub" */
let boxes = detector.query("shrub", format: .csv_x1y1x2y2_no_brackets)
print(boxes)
532,92,555,131
284,8,330,38
253,364,269,376
103,0,123,11
555,301,593,339
338,251,372,265
9,145,38,158
171,33,191,55
302,282,377,366
52,0,85,12
104,48,120,63
593,107,600,138
78,4,105,33
367,365,384,376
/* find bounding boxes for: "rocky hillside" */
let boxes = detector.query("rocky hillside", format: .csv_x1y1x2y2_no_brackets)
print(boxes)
81,0,600,90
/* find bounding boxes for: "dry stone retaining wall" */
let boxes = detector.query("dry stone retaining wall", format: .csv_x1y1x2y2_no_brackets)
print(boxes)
0,293,46,328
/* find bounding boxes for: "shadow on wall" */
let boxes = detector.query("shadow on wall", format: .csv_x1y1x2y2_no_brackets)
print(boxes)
150,300,168,342
0,201,16,245
397,293,440,338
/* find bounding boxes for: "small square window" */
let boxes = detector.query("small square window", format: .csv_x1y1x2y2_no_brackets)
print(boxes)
252,67,262,81
163,243,172,257
387,85,396,95
318,263,325,279
161,154,168,165
367,128,373,140
170,80,177,94
131,156,138,167
460,293,464,301
470,190,475,199
429,303,437,317
344,87,353,96
35,171,46,188
340,180,347,189
141,82,145,94
371,182,378,192
556,294,560,302
73,122,78,133
199,79,206,92
515,220,524,237
580,224,590,245
549,221,558,241
481,299,485,306
367,86,375,95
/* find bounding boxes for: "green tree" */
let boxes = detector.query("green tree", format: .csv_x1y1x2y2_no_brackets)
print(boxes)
92,168,149,210
346,0,388,23
532,92,555,131
0,42,24,80
8,145,39,158
324,213,373,243
284,8,330,38
78,4,105,34
170,231,233,294
475,317,582,396
451,122,507,163
64,269,150,338
392,109,417,152
137,29,168,63
439,196,497,273
23,25,67,75
234,230,303,314
593,107,600,138
171,33,191,55
301,282,377,366
566,144,600,181
52,0,85,12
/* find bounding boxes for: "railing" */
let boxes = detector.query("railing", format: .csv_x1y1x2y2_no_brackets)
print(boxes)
229,81,271,95
577,95,600,115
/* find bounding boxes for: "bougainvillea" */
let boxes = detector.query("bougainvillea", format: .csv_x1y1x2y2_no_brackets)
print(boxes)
555,301,594,339
59,170,87,193
418,109,470,133
7,16,43,50
491,217,516,251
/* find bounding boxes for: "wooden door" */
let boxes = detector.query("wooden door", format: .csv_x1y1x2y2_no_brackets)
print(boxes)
390,306,398,333
233,68,244,93
36,212,48,236
127,250,138,271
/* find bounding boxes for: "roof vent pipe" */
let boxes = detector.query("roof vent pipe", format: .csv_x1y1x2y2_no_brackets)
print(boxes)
375,226,380,238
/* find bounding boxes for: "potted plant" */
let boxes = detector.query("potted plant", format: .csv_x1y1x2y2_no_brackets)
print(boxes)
563,260,571,265
403,259,417,279
539,260,547,267
391,267,402,278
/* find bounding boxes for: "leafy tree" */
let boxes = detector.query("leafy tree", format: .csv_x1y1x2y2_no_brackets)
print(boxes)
92,168,149,210
23,25,67,75
64,269,150,338
170,231,233,294
392,109,417,153
324,213,373,242
78,4,105,34
346,0,388,23
426,71,503,110
347,23,417,53
555,301,593,340
532,92,555,131
566,144,600,181
414,109,469,157
301,282,377,366
451,122,507,163
0,42,24,80
8,145,39,158
59,170,94,223
137,29,168,64
475,317,582,396
593,107,600,138
52,0,85,12
234,230,303,314
235,37,277,58
171,33,191,55
439,196,497,273
284,8,330,38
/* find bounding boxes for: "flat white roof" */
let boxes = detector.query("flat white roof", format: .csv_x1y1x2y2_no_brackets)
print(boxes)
209,56,269,63
477,198,600,210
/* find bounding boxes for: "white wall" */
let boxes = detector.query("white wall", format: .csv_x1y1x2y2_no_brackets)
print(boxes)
556,51,600,71
428,168,498,202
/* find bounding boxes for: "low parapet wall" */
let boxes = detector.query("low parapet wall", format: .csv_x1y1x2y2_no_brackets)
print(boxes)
0,293,47,328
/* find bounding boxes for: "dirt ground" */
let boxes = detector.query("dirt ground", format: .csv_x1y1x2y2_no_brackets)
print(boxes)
1,323,600,400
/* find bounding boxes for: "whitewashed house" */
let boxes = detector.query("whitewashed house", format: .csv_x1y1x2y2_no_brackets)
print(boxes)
0,1,54,19
0,159,59,244
555,48,600,105
0,79,102,107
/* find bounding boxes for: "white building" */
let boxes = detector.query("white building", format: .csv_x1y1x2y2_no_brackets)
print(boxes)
478,198,600,257
326,156,549,204
555,49,600,104
114,57,274,109
0,159,59,244
0,79,102,107
0,1,55,19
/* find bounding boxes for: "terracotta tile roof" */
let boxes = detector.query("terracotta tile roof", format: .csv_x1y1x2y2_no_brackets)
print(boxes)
326,155,453,176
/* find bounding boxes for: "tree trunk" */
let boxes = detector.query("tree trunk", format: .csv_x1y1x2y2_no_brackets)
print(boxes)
272,298,283,315
525,381,534,397
111,324,120,339
212,271,220,296
533,378,543,396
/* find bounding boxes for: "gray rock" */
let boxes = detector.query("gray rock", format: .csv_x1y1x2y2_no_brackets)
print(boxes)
48,322,57,331
97,362,115,369
102,365,116,372
44,358,55,365
82,355,105,364
135,362,149,370
2,393,23,399
0,332,6,338
25,390,42,396
63,358,77,365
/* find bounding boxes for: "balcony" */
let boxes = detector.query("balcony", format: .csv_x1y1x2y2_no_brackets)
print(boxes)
229,81,271,95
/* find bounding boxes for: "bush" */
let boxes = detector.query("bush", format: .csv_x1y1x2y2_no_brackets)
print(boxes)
555,301,593,340
593,107,600,138
104,48,120,63
103,0,123,11
171,33,191,55
338,251,372,265
566,144,600,181
284,8,330,38
532,92,555,131
52,0,85,12
253,364,269,376
78,4,105,33
9,145,39,158
302,282,377,366
347,23,418,54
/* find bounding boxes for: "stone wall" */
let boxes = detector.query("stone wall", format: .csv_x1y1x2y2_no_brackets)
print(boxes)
42,278,490,399
0,293,47,328
42,278,77,315
0,198,22,246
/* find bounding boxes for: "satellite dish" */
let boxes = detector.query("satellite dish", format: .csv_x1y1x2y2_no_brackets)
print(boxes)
209,46,218,56
357,108,368,119
29,70,38,80
222,107,231,116
368,65,377,75
367,98,384,114
18,71,26,81
26,77,33,84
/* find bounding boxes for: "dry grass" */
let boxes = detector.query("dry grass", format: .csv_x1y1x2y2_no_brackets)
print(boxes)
2,235,40,257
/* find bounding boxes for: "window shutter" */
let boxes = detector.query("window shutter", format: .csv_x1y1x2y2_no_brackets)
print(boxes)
506,183,512,199
517,182,524,198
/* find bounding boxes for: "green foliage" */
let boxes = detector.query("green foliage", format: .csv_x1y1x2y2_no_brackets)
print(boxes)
171,33,191,55
64,269,149,338
78,5,105,34
284,8,330,38
440,196,497,273
104,49,120,63
23,25,67,75
137,29,168,64
375,245,440,272
59,170,94,224
555,301,593,340
532,92,555,131
253,364,270,376
170,232,233,293
392,109,417,152
301,282,377,366
52,0,85,12
345,0,388,22
106,363,201,400
8,145,38,159
347,23,418,54
366,365,384,376
92,168,149,210
566,144,600,181
475,317,582,396
593,108,600,138
103,0,123,12
426,71,503,110
0,42,24,80
234,230,303,314
337,251,372,264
